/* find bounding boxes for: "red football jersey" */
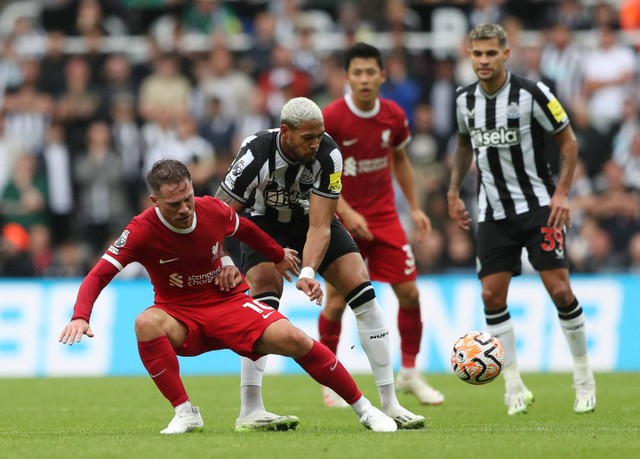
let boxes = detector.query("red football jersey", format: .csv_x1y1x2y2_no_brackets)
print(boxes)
323,94,411,218
72,196,284,322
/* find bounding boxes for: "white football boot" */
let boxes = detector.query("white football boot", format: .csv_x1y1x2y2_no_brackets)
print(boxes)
504,387,535,416
235,410,300,432
383,405,426,429
395,372,445,405
322,386,349,408
573,377,596,414
160,404,204,434
359,406,398,432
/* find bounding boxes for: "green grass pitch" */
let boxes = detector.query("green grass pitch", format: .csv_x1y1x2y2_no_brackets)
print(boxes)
0,373,638,459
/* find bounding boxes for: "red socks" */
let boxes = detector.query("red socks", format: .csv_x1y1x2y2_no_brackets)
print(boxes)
296,340,361,405
398,306,422,368
138,336,188,407
318,314,341,355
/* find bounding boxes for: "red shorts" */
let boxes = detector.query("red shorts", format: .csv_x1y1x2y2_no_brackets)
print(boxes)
354,212,418,284
150,292,286,360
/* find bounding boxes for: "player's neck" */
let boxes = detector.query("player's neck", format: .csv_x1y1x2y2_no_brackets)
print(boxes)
479,71,508,95
350,93,377,112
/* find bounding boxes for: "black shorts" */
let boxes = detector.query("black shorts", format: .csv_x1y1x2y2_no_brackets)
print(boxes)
241,216,360,276
476,206,570,279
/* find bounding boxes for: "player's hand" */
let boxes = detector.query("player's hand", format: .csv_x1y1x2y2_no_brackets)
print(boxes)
448,194,472,231
342,209,373,241
275,248,300,282
548,194,571,229
215,265,243,291
411,209,432,242
295,278,324,305
58,318,94,345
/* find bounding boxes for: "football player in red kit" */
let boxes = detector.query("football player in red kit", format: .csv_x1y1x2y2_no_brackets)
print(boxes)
59,159,397,433
320,43,444,407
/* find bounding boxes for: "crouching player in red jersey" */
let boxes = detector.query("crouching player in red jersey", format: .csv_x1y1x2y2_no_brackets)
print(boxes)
58,159,397,434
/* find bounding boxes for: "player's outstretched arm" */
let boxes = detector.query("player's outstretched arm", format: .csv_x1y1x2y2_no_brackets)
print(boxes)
58,318,94,345
274,248,300,282
295,277,324,305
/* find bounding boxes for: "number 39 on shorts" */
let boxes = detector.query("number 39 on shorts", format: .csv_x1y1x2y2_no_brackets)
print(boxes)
540,227,564,251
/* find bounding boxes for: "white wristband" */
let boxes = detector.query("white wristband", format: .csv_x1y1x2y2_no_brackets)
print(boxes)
299,267,315,279
221,256,235,267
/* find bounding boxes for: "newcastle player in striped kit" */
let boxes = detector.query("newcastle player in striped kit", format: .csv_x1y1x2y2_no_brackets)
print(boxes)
447,24,596,415
217,97,425,430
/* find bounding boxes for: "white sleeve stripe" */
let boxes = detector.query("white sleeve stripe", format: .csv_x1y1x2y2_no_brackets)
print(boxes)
102,253,124,271
228,213,240,237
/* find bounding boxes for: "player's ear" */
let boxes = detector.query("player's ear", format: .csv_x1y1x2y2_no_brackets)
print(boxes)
150,195,158,207
504,47,511,61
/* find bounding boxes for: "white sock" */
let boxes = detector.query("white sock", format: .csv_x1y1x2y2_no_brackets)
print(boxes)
572,354,594,384
487,319,523,391
350,395,373,418
353,300,398,409
399,366,417,377
239,355,268,417
559,314,588,357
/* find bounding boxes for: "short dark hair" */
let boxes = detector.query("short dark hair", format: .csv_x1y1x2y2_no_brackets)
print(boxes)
146,159,191,194
343,42,384,71
469,23,508,48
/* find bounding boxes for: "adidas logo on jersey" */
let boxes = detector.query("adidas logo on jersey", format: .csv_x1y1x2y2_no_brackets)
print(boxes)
470,127,521,147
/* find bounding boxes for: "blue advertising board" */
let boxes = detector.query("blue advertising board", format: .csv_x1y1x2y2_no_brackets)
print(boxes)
0,274,638,377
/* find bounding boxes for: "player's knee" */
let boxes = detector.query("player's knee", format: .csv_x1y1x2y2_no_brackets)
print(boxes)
548,284,574,307
481,287,505,309
282,326,313,357
397,285,420,308
134,311,163,338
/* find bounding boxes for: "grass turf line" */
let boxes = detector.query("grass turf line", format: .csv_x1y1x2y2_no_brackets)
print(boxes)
0,373,638,459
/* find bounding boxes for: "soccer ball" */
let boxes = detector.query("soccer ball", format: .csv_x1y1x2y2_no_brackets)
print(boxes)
451,331,504,385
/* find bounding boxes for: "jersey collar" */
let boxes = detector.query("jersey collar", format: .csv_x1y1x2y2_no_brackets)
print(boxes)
344,93,380,118
478,71,511,99
155,206,197,234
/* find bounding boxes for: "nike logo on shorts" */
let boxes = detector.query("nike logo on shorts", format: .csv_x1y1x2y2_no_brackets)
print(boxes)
342,138,359,146
262,311,276,319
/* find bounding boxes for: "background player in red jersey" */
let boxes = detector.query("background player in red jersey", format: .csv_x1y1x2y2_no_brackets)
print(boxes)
320,43,444,407
58,159,398,434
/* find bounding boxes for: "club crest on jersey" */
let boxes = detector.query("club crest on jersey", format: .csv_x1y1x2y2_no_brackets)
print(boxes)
506,102,520,119
211,241,219,263
299,167,314,185
380,129,391,149
108,230,129,255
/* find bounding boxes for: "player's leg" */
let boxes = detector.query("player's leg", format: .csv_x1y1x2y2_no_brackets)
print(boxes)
392,280,444,405
255,319,397,432
236,261,292,430
477,219,533,415
318,282,349,407
135,308,203,434
528,208,595,413
480,271,533,415
539,268,596,413
322,252,425,429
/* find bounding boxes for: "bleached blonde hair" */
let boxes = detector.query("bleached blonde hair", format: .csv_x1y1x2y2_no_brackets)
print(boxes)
280,97,323,128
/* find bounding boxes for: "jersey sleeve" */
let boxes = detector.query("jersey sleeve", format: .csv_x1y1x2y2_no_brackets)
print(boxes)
531,81,570,135
313,137,343,199
71,258,120,323
219,135,262,204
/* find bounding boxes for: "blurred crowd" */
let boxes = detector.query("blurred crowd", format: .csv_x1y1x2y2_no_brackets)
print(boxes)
0,0,639,278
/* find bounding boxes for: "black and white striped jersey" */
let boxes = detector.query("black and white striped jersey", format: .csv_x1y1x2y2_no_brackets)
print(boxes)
219,129,343,223
456,72,570,222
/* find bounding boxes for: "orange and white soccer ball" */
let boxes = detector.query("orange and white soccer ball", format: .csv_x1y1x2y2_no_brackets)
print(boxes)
451,331,504,385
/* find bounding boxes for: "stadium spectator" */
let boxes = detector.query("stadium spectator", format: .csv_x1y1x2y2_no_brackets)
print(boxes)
582,24,636,145
447,23,596,415
41,123,74,245
58,158,398,434
539,21,584,114
74,120,130,256
216,97,426,430
0,222,35,277
55,56,101,154
1,153,49,230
